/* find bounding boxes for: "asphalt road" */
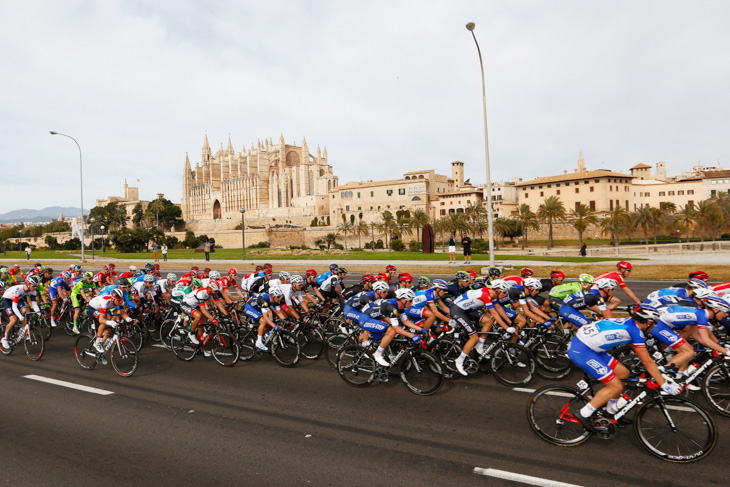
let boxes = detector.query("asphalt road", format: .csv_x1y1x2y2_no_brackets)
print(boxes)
1,267,722,486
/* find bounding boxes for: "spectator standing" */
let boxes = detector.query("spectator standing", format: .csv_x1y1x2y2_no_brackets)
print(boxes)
461,233,472,264
447,233,457,264
204,241,211,262
161,244,168,262
580,243,587,257
152,242,160,262
25,246,31,261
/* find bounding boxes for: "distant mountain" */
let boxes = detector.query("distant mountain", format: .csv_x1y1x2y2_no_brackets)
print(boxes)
0,207,88,224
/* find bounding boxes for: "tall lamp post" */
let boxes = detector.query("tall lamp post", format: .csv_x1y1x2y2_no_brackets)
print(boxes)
101,225,105,255
50,131,85,262
90,217,95,260
240,208,246,260
465,22,495,268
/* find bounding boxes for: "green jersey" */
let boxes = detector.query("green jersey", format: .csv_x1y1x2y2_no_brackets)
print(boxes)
548,282,583,300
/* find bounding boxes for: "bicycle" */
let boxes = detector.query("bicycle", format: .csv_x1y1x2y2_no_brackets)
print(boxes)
521,324,573,380
526,375,717,463
170,321,240,367
337,337,444,396
74,328,138,376
0,313,45,360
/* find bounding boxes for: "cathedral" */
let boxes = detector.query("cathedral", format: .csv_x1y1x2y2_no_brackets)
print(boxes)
182,134,338,230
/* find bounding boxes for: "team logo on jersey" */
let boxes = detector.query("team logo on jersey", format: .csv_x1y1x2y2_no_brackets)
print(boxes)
659,330,677,341
586,359,608,376
604,333,622,341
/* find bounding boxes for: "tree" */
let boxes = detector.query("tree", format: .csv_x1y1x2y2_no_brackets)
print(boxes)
442,212,469,237
695,199,719,243
324,233,338,250
537,196,567,248
570,204,599,247
513,204,539,250
378,211,397,248
465,202,487,237
336,220,354,249
132,203,147,228
354,220,370,249
395,211,412,239
632,206,654,245
600,206,631,246
44,235,58,250
676,203,698,242
88,202,128,230
649,207,665,244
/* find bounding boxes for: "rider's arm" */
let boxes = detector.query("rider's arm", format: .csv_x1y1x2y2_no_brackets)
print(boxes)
633,345,668,387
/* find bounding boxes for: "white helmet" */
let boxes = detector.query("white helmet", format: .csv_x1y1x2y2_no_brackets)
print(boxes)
373,281,389,293
279,271,291,280
523,277,542,290
129,265,137,272
692,288,716,300
167,273,177,281
208,280,221,292
290,275,303,284
491,279,510,292
269,286,284,298
209,270,221,280
395,288,415,301
596,278,618,290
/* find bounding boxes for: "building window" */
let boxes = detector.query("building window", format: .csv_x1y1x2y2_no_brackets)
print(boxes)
398,188,406,195
668,191,675,196
556,190,561,195
357,192,360,198
595,179,600,183
547,184,552,188
624,186,629,191
440,209,446,215
625,200,628,209
646,192,650,196
575,182,579,186
531,186,535,190
524,193,528,198
678,190,684,195
610,200,614,210
711,190,716,197
589,201,596,211
659,191,665,196
688,200,694,207
610,186,613,192
575,202,580,211
386,189,393,196
688,190,694,195
556,183,561,187
358,207,361,210
540,191,544,197
575,188,579,194
712,180,717,184
584,180,589,184
345,205,350,211
590,187,594,192
370,191,374,197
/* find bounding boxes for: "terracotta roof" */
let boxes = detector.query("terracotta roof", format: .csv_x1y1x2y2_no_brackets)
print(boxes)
515,170,634,187
702,170,730,179
630,163,652,169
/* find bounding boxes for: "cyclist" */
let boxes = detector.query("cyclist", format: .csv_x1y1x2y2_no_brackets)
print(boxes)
180,278,221,346
8,264,26,285
485,267,502,285
118,265,138,281
387,272,414,298
156,273,177,305
219,268,244,302
557,277,612,328
88,289,130,353
347,280,390,347
343,278,380,325
70,271,97,334
1,275,42,349
0,267,12,287
593,261,641,309
279,275,310,319
548,273,594,312
98,278,137,309
249,267,273,294
535,270,566,312
645,278,706,309
93,265,115,287
672,270,709,288
365,288,426,367
133,274,159,310
409,279,452,331
509,277,553,332
385,264,397,282
416,276,431,291
444,271,471,302
316,267,347,304
246,287,287,351
180,266,200,281
567,304,681,433
48,271,73,327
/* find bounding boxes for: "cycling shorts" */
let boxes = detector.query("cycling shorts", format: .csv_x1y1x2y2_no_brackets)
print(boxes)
244,302,264,321
533,295,546,307
650,322,686,349
548,296,564,312
567,338,619,383
70,293,85,308
356,314,388,340
49,286,65,301
86,307,102,320
405,306,425,320
558,304,590,327
502,306,517,321
3,298,19,316
450,306,478,335
343,305,366,324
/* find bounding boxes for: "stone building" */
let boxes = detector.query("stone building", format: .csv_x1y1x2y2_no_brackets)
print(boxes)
182,134,337,231
95,180,148,225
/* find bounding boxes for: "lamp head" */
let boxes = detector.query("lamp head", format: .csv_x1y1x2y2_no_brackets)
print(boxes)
240,208,246,214
49,131,58,135
466,22,475,31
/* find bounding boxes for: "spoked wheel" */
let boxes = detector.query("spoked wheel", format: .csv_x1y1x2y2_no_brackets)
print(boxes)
270,330,300,367
159,319,179,350
491,343,536,386
634,396,717,463
399,350,444,395
325,332,357,368
111,338,139,377
121,323,144,352
74,334,98,370
236,328,257,361
211,332,240,367
526,385,591,446
533,337,573,380
23,326,45,361
296,326,324,360
337,345,376,387
170,329,197,361
702,363,730,417
37,316,52,341
430,338,462,379
64,316,77,336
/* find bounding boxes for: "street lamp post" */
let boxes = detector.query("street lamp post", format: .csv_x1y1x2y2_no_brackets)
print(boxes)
50,131,85,262
466,22,495,268
240,208,246,260
101,225,105,255
90,218,95,260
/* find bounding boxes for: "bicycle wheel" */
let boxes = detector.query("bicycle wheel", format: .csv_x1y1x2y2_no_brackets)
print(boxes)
533,337,573,380
701,363,730,417
159,319,179,350
270,330,300,367
74,334,98,370
296,326,324,360
337,345,375,387
236,328,257,361
143,314,161,342
111,338,139,377
325,332,357,368
430,338,463,379
491,343,536,386
526,385,591,446
170,329,197,361
121,323,144,352
634,396,717,463
211,332,240,367
37,315,52,341
23,326,44,361
399,350,444,396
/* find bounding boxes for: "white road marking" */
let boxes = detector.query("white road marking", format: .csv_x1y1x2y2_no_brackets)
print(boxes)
24,375,114,395
152,344,167,349
474,467,583,487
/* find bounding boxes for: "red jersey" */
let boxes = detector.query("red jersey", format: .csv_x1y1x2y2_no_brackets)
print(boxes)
503,276,524,287
219,276,238,290
594,271,627,288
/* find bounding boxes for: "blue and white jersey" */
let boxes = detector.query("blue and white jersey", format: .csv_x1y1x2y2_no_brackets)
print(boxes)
50,276,71,291
344,290,375,310
573,318,646,352
319,274,341,293
647,287,689,301
315,272,332,286
658,305,710,330
411,288,438,309
97,285,136,308
644,287,692,309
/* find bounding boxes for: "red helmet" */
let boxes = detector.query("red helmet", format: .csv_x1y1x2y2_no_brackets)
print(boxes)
385,265,397,272
520,268,534,278
191,266,199,272
362,274,376,282
109,263,115,270
376,272,390,282
263,263,273,270
466,270,477,278
617,261,633,270
202,268,211,274
154,264,160,270
102,265,109,272
306,269,317,277
264,268,273,275
398,272,414,282
550,270,565,280
689,271,709,281
189,269,198,276
255,265,264,272
228,268,238,275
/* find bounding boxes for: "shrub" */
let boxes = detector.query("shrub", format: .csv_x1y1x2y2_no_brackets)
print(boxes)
408,240,421,251
250,241,271,249
375,239,384,249
391,239,405,251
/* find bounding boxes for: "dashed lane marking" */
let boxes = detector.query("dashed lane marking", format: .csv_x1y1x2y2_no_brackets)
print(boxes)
474,467,583,487
24,375,114,395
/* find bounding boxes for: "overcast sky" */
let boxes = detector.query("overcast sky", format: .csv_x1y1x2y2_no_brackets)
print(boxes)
3,0,729,213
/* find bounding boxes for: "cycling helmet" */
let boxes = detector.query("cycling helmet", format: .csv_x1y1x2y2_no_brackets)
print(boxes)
167,273,177,281
26,275,41,287
329,263,339,271
0,267,8,273
84,271,94,279
279,271,291,280
686,278,708,290
109,264,116,270
263,263,273,270
395,288,416,301
693,288,715,300
455,271,469,282
189,269,199,277
228,268,238,276
255,265,264,272
119,278,133,287
704,296,730,313
44,268,53,274
154,264,160,270
418,276,431,288
376,272,390,282
263,268,273,275
578,273,595,285
143,274,155,283
488,267,501,278
523,277,542,290
432,279,448,290
129,265,137,272
191,266,199,271
398,272,413,282
291,275,304,284
362,274,376,283
617,261,633,270
491,279,511,292
550,270,566,280
336,267,348,275
14,264,21,269
202,268,211,274
466,270,477,278
145,263,154,271
471,281,486,290
633,303,660,322
373,281,389,293
192,278,203,288
689,271,709,281
209,270,221,280
595,278,618,290
111,289,124,300
102,265,110,272
520,268,534,278
208,280,221,291
73,264,82,271
385,265,397,272
305,269,317,277
62,271,72,280
269,287,284,298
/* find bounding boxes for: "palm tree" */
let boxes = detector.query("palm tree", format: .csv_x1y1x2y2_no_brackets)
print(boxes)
395,210,413,239
632,206,653,245
537,196,567,248
649,207,665,244
465,202,487,237
378,211,397,248
147,199,166,230
354,220,369,249
570,204,599,247
324,233,338,250
695,200,719,242
336,220,354,249
600,206,631,246
513,203,539,250
443,212,469,237
411,209,429,230
676,203,698,242
432,217,448,251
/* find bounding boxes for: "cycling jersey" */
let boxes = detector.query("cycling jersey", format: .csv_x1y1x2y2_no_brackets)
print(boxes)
2,284,39,319
319,275,341,293
243,294,283,320
182,288,213,308
278,283,303,307
133,281,158,301
315,272,332,286
563,291,605,310
98,285,136,308
503,275,523,287
92,271,110,285
219,275,238,291
411,288,438,309
592,271,627,289
657,305,709,330
572,318,646,352
48,276,71,300
155,279,175,294
453,288,495,311
8,268,25,284
549,282,583,300
712,282,730,297
88,295,119,313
